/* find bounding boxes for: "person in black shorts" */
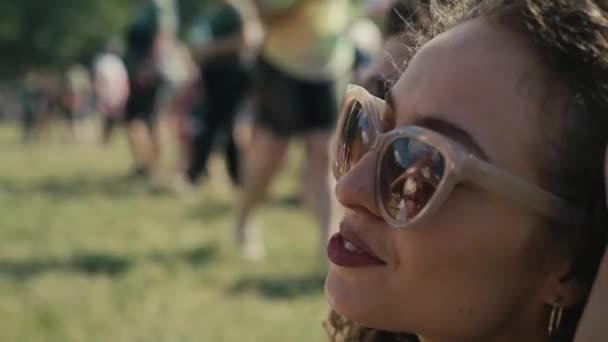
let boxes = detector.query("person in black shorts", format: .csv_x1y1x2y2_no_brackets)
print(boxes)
254,58,340,138
235,0,355,260
124,60,161,131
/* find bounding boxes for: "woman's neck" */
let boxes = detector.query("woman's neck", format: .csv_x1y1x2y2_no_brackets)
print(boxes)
417,317,548,342
418,332,547,342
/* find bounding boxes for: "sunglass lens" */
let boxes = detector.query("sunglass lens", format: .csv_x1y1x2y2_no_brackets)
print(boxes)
334,99,374,178
379,137,446,225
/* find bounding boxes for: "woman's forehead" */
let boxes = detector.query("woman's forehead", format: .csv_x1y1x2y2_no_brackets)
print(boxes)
402,18,540,92
391,18,545,183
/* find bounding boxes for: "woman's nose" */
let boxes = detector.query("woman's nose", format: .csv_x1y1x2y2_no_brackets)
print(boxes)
334,151,382,218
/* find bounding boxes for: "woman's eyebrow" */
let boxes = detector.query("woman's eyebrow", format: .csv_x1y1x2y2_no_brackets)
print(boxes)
386,90,489,160
413,116,491,161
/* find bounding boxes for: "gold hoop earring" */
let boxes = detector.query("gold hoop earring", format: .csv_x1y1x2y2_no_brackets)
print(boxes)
548,303,564,336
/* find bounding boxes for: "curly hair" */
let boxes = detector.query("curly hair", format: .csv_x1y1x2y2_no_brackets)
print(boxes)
384,0,432,38
325,1,608,341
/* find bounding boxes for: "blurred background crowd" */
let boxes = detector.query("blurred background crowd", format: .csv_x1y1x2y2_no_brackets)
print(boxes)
1,0,432,259
0,0,429,340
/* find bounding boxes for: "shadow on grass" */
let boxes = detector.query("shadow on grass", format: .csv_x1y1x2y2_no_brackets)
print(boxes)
148,244,219,267
186,193,300,218
266,194,302,208
0,173,173,200
186,193,302,221
229,272,326,299
186,200,233,221
0,244,219,280
0,253,131,279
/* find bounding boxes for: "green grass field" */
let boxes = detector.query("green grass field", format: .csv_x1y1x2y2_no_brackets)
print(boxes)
0,123,329,342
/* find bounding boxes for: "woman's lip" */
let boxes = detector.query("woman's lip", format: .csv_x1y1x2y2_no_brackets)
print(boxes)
326,221,387,267
339,222,385,262
327,233,386,267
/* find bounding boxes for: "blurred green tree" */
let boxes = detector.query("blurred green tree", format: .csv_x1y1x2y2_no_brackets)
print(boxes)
0,0,212,79
0,0,131,78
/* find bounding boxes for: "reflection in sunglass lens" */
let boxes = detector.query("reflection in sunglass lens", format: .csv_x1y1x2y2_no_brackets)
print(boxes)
334,100,373,178
379,137,445,225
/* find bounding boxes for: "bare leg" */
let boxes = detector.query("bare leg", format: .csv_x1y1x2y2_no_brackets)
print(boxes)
236,126,288,258
63,114,76,143
126,120,157,177
101,117,114,145
149,119,161,166
301,130,334,257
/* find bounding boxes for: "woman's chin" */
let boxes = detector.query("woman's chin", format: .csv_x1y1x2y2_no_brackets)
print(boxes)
325,269,372,325
325,268,410,333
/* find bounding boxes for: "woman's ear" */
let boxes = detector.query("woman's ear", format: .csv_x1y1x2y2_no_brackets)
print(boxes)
572,146,608,341
541,261,585,308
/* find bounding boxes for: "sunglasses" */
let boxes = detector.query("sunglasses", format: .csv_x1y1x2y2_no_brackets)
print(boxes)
332,84,580,228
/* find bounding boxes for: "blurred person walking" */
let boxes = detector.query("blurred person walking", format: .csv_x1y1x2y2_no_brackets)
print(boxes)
358,0,430,98
155,0,189,143
93,42,130,145
162,43,199,175
236,0,356,260
61,63,94,142
123,0,164,180
178,0,253,193
382,0,430,37
19,71,52,142
348,17,383,86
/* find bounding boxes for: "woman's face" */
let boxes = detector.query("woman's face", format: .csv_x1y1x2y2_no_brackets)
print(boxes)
326,18,563,340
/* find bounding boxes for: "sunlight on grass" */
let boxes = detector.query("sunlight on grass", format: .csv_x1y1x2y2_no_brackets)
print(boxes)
0,123,329,342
